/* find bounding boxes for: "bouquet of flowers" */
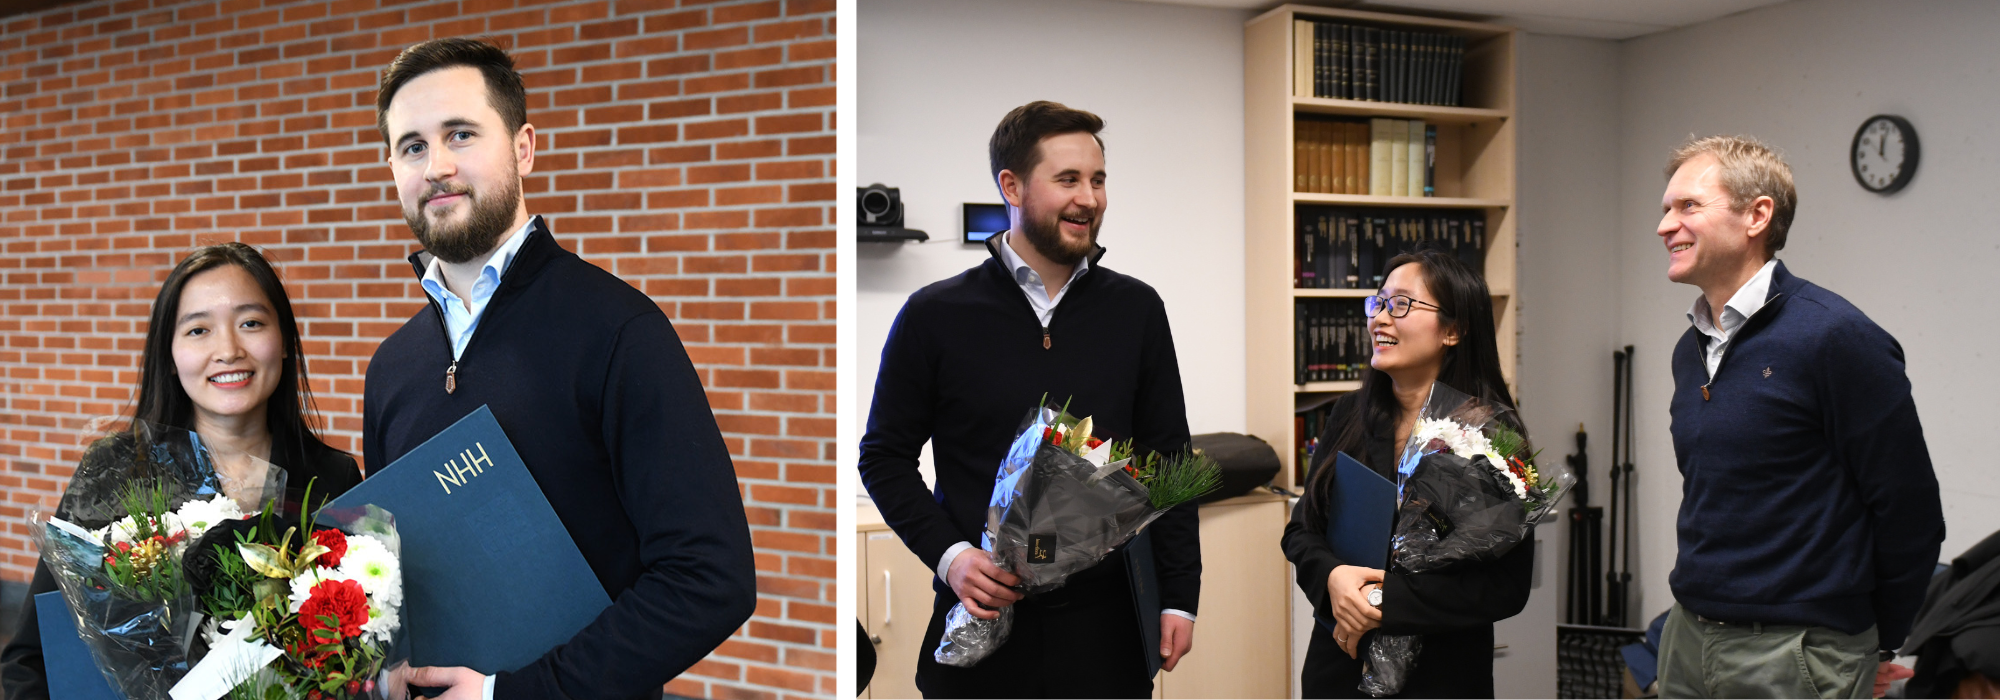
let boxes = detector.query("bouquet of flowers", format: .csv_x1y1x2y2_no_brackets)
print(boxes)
933,398,1222,667
1358,382,1573,696
174,496,405,700
31,421,286,699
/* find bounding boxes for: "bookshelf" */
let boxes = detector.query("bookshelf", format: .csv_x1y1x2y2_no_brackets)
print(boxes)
1246,5,1519,490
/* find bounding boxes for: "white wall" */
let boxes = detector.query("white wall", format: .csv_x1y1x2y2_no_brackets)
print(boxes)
1510,31,1624,694
1612,0,2000,625
856,0,1250,485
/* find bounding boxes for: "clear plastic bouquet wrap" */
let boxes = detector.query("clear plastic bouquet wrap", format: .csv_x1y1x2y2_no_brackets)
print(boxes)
1358,382,1574,697
933,400,1221,667
30,420,287,699
176,500,407,700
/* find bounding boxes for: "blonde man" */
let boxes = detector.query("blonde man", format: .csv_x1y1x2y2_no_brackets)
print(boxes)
1653,135,1943,698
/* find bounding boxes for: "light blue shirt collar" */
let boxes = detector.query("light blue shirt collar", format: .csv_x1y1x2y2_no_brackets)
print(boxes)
420,216,538,360
996,230,1090,327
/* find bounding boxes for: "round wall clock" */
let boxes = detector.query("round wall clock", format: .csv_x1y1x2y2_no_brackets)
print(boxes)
1850,114,1919,194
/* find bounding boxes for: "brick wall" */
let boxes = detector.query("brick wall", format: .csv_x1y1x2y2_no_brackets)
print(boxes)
0,0,836,698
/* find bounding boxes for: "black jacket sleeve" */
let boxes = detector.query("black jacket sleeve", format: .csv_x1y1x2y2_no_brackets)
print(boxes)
1819,316,1944,650
494,313,757,700
1132,292,1200,615
0,563,58,700
857,298,963,577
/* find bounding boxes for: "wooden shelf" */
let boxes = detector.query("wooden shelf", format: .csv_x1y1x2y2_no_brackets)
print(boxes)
1245,6,1518,494
1293,96,1509,125
1291,192,1509,208
1296,381,1362,393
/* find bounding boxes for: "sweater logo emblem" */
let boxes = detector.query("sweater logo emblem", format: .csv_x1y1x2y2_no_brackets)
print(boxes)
1762,367,1773,378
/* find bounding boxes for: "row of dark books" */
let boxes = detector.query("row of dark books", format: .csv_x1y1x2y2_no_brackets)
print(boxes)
1296,117,1434,196
1294,397,1337,483
1294,299,1370,385
1294,19,1467,106
1295,207,1487,290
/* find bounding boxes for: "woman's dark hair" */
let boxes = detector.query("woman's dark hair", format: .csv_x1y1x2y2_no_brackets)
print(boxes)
1304,247,1516,519
133,242,331,474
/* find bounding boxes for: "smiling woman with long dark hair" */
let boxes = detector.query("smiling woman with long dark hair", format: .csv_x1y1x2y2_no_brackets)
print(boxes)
1282,247,1534,698
0,242,363,700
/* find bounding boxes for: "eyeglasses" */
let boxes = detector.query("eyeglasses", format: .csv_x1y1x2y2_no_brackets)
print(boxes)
1363,294,1442,319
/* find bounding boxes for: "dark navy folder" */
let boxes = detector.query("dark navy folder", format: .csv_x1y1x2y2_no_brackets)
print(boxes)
1125,529,1162,678
327,405,612,675
1316,451,1396,629
35,591,122,700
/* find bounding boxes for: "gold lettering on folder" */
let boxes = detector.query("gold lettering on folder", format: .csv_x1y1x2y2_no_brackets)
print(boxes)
432,443,493,495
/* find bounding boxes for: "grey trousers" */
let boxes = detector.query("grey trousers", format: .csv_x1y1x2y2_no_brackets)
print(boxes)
1657,603,1878,699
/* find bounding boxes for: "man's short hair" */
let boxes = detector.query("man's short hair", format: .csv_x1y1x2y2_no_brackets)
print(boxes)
375,38,528,147
989,101,1105,196
1665,134,1798,252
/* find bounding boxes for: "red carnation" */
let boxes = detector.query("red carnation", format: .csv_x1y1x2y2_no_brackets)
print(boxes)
1086,437,1103,449
299,578,369,642
311,529,348,568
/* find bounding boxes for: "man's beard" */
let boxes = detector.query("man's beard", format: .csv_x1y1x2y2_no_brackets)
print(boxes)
1019,203,1102,266
405,176,522,264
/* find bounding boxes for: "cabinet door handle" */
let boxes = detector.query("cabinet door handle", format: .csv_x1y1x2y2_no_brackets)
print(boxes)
882,569,892,627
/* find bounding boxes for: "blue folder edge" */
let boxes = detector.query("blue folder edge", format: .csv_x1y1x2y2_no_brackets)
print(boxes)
35,591,123,700
1316,451,1397,631
1125,529,1162,679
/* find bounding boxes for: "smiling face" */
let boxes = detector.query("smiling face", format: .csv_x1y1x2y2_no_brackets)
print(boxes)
383,66,533,264
1006,132,1107,265
171,264,285,431
1369,263,1457,376
1658,153,1767,287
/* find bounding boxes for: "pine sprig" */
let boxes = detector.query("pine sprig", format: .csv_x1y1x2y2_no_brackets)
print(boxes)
1142,452,1223,511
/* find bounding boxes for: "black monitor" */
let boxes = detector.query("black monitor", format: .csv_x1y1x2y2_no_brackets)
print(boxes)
962,203,1008,244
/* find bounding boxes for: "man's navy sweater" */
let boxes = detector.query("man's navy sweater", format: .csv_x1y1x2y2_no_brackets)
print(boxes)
858,237,1202,614
1668,261,1944,649
363,219,756,699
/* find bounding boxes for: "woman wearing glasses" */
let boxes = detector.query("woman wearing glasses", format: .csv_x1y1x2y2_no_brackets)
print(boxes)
1281,247,1534,698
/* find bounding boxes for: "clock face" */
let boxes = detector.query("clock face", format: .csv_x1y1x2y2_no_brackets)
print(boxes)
1851,115,1919,194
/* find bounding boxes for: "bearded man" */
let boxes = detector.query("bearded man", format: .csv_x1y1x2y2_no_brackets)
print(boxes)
362,38,755,700
858,101,1203,698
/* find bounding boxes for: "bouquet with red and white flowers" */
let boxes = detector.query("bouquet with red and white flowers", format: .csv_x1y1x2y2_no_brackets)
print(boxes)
31,421,286,699
173,496,406,700
932,398,1221,667
1358,381,1573,696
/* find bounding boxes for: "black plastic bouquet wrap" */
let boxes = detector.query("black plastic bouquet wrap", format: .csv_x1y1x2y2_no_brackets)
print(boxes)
30,420,285,700
933,402,1220,668
1357,383,1574,697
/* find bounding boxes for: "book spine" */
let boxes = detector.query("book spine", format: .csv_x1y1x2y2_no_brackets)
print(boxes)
1294,118,1307,192
1334,24,1349,100
1327,120,1343,195
1344,213,1360,288
1295,20,1311,98
1295,301,1307,384
1364,28,1380,101
1448,36,1464,106
1389,119,1409,197
1317,211,1333,289
1407,119,1426,198
1369,118,1391,195
1424,125,1436,196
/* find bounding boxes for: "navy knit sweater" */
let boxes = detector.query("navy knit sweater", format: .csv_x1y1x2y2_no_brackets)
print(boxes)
1668,261,1944,650
858,236,1202,614
363,219,756,699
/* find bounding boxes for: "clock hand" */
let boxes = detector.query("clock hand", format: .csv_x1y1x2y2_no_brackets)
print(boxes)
1878,133,1885,158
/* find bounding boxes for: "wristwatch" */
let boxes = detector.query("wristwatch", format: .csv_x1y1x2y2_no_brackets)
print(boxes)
1367,586,1383,608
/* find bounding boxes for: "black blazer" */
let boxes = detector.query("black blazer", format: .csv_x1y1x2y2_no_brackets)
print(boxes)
1281,390,1535,698
0,434,364,700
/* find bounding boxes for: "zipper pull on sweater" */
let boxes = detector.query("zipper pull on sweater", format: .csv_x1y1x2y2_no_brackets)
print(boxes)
446,361,458,394
1043,327,1051,350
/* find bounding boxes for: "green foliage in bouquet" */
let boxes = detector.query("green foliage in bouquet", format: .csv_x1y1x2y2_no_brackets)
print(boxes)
1139,451,1223,511
101,482,192,602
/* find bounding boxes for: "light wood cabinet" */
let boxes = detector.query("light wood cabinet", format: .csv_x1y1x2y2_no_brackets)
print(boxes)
854,492,1292,699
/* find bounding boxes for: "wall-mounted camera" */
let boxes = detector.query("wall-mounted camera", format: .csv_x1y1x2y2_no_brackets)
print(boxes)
858,184,928,242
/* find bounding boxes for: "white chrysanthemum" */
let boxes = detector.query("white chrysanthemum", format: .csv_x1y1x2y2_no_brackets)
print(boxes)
287,567,339,614
173,494,242,540
1412,418,1527,500
360,604,400,645
336,536,401,608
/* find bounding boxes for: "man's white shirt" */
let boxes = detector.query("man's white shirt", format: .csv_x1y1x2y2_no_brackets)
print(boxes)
1685,258,1778,379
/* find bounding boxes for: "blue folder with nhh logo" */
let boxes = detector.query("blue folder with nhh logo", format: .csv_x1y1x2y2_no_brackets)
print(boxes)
1317,451,1397,630
328,405,612,674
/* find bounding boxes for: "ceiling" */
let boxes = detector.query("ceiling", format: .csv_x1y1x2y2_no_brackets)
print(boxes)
1128,0,1795,39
